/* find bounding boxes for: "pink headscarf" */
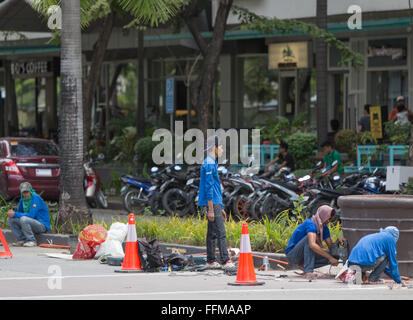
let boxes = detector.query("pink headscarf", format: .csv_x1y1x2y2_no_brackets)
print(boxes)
311,205,335,246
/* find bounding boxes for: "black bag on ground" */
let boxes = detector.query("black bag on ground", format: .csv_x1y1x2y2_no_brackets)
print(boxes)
164,252,189,267
137,238,165,271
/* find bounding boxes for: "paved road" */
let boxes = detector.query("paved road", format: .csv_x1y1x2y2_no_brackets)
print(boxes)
0,247,412,300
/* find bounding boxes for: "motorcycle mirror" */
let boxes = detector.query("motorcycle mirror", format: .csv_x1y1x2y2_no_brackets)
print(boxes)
150,166,159,173
333,175,341,181
248,155,255,167
358,166,364,172
332,160,338,167
316,161,322,167
97,153,105,161
218,166,228,175
174,165,182,171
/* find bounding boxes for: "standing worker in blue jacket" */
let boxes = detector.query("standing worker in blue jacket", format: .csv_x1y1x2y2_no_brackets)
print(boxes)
347,226,408,284
7,182,50,247
198,135,235,270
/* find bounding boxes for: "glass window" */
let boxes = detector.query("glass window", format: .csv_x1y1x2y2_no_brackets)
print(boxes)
329,41,349,68
242,56,278,127
368,38,407,67
10,141,59,157
368,70,408,116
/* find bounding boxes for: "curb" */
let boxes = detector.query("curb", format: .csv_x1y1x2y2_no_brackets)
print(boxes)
2,229,291,270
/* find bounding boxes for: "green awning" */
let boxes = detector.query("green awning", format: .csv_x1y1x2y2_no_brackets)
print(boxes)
0,44,59,56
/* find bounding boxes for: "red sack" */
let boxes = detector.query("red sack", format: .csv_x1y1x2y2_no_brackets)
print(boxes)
72,224,107,260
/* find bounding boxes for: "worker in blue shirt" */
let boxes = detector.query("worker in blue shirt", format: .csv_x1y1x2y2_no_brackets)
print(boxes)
347,226,407,284
285,205,339,279
7,182,50,247
198,135,234,270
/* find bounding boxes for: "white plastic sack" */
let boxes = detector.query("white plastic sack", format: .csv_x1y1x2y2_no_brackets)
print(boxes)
95,222,128,259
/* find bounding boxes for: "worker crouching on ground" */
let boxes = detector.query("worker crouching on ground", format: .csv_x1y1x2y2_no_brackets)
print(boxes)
198,135,235,271
6,182,50,247
346,226,408,285
285,205,340,279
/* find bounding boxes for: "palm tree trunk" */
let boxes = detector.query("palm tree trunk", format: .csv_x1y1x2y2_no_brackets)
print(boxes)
58,0,91,232
316,0,328,148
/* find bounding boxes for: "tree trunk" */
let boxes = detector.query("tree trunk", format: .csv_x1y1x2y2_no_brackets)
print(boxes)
136,30,145,139
83,11,115,154
316,0,328,148
185,0,233,136
58,0,91,233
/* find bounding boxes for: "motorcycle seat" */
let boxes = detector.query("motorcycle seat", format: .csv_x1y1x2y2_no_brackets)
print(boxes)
124,175,152,183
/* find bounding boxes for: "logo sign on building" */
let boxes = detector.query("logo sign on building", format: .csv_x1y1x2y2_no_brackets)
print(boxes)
370,106,383,139
165,78,175,114
10,60,52,79
268,42,308,69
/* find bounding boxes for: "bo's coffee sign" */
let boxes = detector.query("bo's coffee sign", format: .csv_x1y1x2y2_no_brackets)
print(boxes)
10,60,52,78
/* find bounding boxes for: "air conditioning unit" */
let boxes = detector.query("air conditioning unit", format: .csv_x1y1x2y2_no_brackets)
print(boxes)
386,166,413,191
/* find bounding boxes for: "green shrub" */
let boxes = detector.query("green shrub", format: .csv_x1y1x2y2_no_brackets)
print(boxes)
134,136,159,166
358,131,377,145
285,132,317,169
335,129,357,161
384,121,411,145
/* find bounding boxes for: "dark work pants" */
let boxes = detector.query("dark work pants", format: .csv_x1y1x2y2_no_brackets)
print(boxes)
286,235,330,273
349,254,388,282
203,204,230,264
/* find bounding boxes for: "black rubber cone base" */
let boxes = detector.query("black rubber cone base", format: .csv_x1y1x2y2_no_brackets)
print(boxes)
228,281,265,286
115,269,144,273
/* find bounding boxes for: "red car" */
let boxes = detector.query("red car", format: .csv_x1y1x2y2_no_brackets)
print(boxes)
0,137,60,201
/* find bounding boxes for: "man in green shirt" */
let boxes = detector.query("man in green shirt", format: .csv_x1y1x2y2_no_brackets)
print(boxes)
321,141,342,174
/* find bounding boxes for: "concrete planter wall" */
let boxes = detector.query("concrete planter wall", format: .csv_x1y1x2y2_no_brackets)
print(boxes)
338,195,413,277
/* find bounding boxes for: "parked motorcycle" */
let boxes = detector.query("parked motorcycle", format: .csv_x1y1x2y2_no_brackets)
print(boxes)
84,153,108,209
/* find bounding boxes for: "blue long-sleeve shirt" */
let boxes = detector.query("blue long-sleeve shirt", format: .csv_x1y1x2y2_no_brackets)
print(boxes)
348,231,401,283
198,155,223,207
14,193,51,231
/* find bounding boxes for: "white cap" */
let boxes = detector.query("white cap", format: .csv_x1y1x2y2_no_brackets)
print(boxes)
396,96,405,102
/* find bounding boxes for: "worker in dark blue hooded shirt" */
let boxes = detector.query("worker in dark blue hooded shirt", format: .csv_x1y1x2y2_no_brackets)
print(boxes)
347,226,406,284
198,135,234,270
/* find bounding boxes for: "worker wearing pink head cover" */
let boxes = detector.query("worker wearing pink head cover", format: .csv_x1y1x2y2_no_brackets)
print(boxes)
285,205,340,279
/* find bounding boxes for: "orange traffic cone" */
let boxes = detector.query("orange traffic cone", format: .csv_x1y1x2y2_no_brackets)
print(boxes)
115,213,143,273
228,222,264,286
0,228,12,258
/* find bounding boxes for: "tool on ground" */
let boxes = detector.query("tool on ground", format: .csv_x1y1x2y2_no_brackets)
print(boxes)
115,213,143,273
228,222,264,286
0,228,12,258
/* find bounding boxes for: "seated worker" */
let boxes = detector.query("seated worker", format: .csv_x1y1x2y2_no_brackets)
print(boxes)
321,140,342,175
7,182,50,247
285,205,339,279
346,226,407,285
264,142,295,173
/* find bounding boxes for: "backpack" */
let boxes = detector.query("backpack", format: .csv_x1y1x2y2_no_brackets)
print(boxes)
164,252,189,268
137,238,165,271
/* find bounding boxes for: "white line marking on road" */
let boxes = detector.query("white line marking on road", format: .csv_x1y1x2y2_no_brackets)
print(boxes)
0,273,167,281
0,286,392,300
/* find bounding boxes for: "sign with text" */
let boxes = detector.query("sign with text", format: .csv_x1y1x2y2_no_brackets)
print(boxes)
370,106,383,139
268,42,308,69
165,78,175,114
10,60,52,79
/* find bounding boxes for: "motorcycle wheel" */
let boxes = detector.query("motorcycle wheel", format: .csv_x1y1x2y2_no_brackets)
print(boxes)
260,195,283,220
149,193,163,216
123,189,146,214
249,196,265,220
232,194,252,221
96,189,108,209
162,188,190,217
